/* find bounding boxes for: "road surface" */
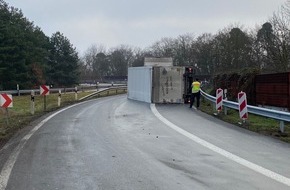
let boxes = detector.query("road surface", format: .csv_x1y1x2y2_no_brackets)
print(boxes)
0,94,290,189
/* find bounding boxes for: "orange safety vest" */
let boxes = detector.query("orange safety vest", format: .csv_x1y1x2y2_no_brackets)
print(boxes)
192,81,201,93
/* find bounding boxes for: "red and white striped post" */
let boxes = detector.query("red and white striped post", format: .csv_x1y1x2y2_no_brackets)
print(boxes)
216,88,223,112
238,91,248,121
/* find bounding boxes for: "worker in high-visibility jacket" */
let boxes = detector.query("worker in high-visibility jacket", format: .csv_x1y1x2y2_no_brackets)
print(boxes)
189,78,201,109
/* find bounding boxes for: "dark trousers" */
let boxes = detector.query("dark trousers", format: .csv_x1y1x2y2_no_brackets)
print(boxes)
190,91,200,108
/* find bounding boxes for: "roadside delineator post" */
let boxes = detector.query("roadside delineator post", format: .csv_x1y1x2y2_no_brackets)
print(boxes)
96,82,99,91
238,91,248,123
31,90,35,115
58,89,61,107
17,84,20,96
75,87,78,101
216,88,223,113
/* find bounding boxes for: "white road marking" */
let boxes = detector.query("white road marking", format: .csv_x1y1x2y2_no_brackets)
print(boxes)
150,104,290,187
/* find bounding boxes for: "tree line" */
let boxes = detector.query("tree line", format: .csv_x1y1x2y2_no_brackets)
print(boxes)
0,0,79,90
1,0,290,89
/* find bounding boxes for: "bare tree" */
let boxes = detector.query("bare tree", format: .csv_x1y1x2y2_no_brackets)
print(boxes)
282,0,290,17
267,1,290,72
82,44,106,82
192,33,215,74
108,45,134,76
173,33,196,66
149,37,175,58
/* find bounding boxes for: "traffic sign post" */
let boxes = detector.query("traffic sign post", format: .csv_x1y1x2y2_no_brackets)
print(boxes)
238,91,248,122
40,85,50,111
44,95,47,111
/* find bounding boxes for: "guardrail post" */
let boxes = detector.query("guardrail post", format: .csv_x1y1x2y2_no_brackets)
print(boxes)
224,89,228,115
17,84,20,96
224,100,228,115
212,102,216,112
279,121,285,133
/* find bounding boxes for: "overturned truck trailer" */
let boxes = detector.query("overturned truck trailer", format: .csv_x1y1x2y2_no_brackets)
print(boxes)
128,66,184,103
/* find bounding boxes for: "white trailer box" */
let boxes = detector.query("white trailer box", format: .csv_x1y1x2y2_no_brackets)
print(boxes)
127,66,184,103
128,67,152,103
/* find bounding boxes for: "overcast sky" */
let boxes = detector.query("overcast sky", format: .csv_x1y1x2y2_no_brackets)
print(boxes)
5,0,287,55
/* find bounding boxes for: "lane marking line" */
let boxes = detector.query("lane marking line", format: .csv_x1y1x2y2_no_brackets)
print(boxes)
150,104,290,187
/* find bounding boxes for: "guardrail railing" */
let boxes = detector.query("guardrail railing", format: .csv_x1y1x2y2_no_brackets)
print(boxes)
79,86,127,101
200,89,289,132
0,84,127,96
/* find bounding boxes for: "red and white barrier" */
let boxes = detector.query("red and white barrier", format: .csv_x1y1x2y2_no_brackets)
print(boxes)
216,88,223,111
238,91,248,119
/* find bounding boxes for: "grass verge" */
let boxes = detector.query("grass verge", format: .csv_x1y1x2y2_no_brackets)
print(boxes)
0,89,127,146
199,98,290,143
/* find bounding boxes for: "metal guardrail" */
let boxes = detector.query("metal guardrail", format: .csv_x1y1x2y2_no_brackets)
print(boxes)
79,86,127,101
200,89,290,132
0,84,127,96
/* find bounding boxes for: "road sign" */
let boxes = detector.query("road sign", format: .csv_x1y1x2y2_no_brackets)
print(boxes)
40,85,50,96
0,93,13,108
238,91,248,119
216,88,223,111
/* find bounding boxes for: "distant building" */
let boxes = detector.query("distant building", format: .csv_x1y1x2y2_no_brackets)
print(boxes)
144,57,173,67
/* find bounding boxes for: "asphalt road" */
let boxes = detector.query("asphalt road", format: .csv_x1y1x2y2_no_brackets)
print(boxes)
0,94,290,190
